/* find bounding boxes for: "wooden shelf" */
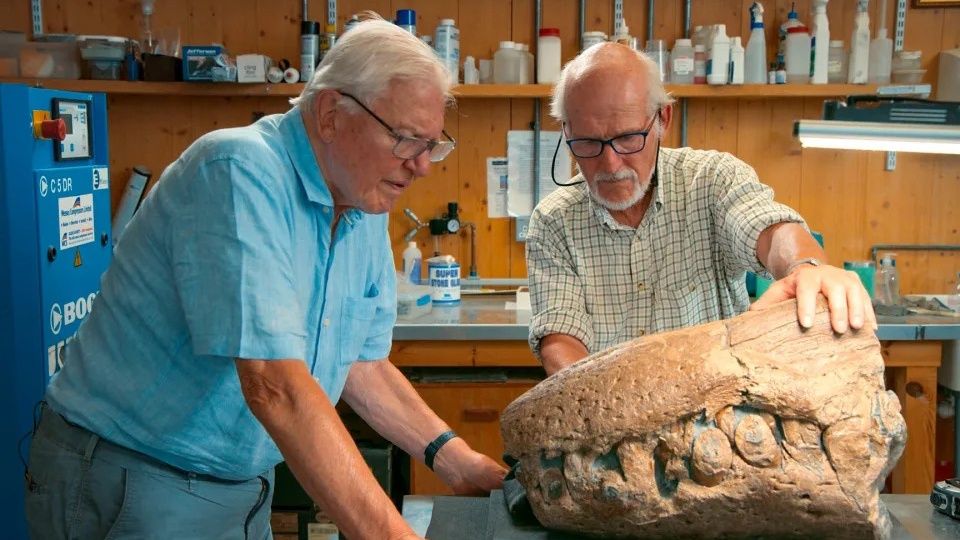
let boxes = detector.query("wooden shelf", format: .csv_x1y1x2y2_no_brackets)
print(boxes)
0,78,877,99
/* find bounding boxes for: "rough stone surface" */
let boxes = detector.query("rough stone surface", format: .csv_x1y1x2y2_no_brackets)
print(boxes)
501,299,906,539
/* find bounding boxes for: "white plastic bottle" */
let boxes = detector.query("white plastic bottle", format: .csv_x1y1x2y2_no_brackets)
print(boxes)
514,42,529,84
523,43,535,84
729,36,745,84
810,0,830,84
493,40,519,83
670,38,695,84
848,0,870,84
784,25,810,83
744,2,767,84
778,3,802,69
869,0,892,84
537,28,561,83
434,19,460,84
707,24,730,85
463,56,479,84
402,241,423,285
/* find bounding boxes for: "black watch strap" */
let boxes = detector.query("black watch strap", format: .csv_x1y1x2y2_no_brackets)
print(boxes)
424,430,458,471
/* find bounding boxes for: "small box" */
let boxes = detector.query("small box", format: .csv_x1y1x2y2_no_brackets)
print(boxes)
236,54,271,83
143,53,182,81
19,38,80,79
270,511,299,533
182,45,234,82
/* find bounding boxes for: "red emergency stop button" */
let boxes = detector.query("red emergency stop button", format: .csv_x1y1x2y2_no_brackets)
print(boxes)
40,118,66,141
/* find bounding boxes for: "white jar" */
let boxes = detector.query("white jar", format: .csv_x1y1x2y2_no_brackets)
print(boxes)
493,40,519,84
537,28,561,84
581,31,607,51
827,40,846,83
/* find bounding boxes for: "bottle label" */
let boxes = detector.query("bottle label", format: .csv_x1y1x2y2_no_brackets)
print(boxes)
673,57,694,75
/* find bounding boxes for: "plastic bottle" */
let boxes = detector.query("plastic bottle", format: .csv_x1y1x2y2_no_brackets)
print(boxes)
876,253,900,306
395,9,416,34
523,43,535,84
778,3,803,69
745,2,767,84
299,20,319,82
319,24,337,63
402,241,423,285
645,39,669,82
493,40,519,83
693,44,707,84
537,28,561,83
707,24,730,85
784,25,811,84
848,0,870,84
581,31,607,51
827,40,846,83
869,0,892,84
514,42,529,84
670,38,695,84
434,19,460,84
729,37,745,84
810,0,830,84
463,55,479,84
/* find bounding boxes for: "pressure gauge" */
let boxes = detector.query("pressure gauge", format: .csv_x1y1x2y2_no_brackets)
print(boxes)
52,98,93,161
446,217,460,234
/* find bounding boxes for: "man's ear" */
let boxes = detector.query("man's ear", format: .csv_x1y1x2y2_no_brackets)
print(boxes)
658,103,674,134
314,90,341,142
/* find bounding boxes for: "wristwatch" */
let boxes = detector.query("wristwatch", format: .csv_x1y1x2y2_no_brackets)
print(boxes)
785,257,822,275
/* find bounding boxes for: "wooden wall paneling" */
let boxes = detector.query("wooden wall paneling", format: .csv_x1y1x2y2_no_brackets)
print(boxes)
457,0,513,61
902,7,945,86
944,9,960,52
702,98,739,154
454,99,514,278
582,0,614,37
652,0,681,44
219,0,261,55
0,1,30,33
257,0,300,63
539,0,580,65
682,98,708,149
797,98,869,265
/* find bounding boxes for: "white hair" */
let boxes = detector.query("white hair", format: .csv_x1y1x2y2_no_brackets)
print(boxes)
550,43,674,130
290,13,452,111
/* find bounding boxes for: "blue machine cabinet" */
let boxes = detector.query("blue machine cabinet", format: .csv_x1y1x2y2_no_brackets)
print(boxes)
0,84,112,538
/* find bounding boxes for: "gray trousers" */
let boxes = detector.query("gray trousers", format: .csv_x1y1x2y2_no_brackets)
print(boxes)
25,405,274,539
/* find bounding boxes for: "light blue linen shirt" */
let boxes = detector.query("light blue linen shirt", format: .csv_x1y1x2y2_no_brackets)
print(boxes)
46,106,397,480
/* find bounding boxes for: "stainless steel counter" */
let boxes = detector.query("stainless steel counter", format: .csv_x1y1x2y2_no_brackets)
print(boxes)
402,494,960,539
394,296,960,342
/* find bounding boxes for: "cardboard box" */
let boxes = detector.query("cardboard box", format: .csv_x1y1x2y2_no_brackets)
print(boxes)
181,45,234,81
237,54,271,83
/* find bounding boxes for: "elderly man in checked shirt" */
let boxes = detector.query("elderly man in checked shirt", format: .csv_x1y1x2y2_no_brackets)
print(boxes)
526,43,877,376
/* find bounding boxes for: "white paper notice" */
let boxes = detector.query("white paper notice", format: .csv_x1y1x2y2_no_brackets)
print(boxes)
58,194,95,249
506,130,572,217
486,157,509,218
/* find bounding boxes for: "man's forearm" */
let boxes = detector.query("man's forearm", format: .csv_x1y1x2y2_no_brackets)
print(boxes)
539,333,590,376
342,359,451,460
236,359,414,540
756,222,828,279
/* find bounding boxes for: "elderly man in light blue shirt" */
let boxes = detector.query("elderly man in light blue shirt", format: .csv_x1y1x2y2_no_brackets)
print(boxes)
26,16,504,540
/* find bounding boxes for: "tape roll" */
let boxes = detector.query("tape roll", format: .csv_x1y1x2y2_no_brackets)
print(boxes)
266,66,283,84
283,67,300,84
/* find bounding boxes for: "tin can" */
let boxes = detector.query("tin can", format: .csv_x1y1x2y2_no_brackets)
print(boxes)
427,258,461,304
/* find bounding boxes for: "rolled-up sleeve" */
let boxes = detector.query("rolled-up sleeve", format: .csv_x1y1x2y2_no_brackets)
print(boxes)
170,157,307,360
712,155,806,277
526,207,593,357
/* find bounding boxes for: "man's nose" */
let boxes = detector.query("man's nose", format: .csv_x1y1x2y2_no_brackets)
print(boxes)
596,142,624,171
404,150,432,177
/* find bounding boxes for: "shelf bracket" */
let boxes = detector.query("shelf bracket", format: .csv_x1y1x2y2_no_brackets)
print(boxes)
885,151,897,172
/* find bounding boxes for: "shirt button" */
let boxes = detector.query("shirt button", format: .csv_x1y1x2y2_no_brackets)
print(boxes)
322,207,330,214
323,318,331,327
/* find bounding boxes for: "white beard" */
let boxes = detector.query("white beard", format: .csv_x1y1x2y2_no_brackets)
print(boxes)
586,167,653,211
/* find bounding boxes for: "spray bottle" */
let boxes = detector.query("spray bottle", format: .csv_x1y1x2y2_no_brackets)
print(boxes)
811,0,830,84
869,0,893,84
744,2,767,84
778,3,802,69
848,0,870,83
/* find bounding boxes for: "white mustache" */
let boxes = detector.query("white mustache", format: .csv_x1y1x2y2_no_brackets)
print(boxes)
594,168,638,183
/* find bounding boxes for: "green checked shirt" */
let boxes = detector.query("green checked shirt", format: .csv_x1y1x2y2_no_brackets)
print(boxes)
526,147,806,357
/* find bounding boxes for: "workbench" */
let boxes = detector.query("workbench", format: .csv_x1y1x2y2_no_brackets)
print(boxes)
393,297,960,495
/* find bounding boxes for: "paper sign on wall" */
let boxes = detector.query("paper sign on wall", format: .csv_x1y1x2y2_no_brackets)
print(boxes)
58,194,95,249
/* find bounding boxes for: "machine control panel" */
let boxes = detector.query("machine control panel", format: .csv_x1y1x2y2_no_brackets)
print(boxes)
52,98,92,160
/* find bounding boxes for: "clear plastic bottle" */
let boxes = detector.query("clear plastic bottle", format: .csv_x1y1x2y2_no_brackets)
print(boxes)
876,253,901,306
670,38,695,84
402,241,423,285
827,40,846,83
645,39,668,82
514,42,529,84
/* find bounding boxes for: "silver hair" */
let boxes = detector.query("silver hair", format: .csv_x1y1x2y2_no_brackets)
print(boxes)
290,13,452,111
550,43,675,130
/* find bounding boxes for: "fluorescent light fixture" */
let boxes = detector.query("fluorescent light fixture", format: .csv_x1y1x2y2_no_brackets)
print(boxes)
793,120,960,154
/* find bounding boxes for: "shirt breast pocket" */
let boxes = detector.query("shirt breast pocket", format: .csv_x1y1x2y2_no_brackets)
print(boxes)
653,282,708,333
338,288,380,366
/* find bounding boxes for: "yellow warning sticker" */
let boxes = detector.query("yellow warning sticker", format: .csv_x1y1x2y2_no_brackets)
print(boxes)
73,249,82,267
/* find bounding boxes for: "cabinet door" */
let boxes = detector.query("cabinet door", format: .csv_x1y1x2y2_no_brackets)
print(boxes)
411,382,536,495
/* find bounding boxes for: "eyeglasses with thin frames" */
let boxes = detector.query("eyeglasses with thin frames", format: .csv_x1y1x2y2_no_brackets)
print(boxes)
564,112,660,159
339,92,456,163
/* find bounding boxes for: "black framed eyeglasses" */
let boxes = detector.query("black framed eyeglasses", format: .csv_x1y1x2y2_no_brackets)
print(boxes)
340,92,456,163
564,112,660,159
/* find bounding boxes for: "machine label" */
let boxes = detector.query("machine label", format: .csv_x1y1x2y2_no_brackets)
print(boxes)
39,175,75,197
58,194,94,249
48,292,98,336
92,167,109,190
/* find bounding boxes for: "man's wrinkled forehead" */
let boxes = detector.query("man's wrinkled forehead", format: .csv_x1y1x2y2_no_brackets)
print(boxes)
564,70,650,130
